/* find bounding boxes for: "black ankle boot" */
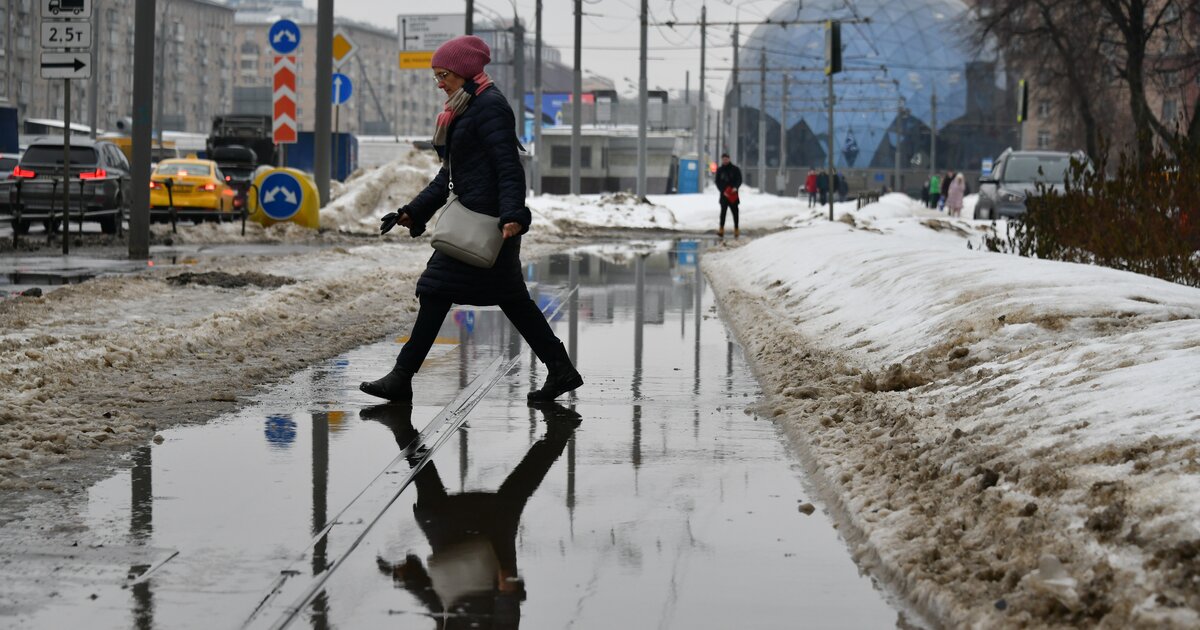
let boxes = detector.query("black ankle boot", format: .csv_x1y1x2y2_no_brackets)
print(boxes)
528,344,583,402
359,367,413,402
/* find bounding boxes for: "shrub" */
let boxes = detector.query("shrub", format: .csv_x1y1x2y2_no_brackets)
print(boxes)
985,142,1200,287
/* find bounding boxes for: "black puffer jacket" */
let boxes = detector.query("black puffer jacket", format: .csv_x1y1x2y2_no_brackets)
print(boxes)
405,83,532,306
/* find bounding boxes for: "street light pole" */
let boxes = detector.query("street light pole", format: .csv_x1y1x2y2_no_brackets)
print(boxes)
571,0,582,195
731,22,740,167
698,4,706,189
779,74,788,193
130,0,155,259
758,51,766,192
513,16,525,143
636,0,648,199
314,0,333,205
533,0,543,195
465,0,474,35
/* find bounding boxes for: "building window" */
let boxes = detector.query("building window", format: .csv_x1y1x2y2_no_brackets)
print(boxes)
1037,130,1052,149
550,146,592,168
1036,100,1051,118
551,146,571,167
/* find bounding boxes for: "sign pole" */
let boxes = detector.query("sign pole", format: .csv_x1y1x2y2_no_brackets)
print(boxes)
62,80,70,255
333,104,340,183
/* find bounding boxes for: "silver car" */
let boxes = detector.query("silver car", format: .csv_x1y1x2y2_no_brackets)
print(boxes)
975,149,1085,220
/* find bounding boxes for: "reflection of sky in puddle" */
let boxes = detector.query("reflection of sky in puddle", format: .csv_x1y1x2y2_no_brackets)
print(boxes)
12,239,907,629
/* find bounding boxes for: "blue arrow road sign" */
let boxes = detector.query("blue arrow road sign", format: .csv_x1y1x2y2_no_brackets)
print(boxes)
268,19,301,55
259,171,304,220
332,73,353,105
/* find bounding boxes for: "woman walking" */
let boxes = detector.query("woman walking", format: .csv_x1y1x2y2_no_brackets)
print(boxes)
362,35,582,404
946,172,966,218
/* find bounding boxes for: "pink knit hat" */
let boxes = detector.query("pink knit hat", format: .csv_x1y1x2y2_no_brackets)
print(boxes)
431,35,491,79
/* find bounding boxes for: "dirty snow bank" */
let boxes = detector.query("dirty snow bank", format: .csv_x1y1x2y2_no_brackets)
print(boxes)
319,150,441,233
0,241,432,514
704,196,1200,628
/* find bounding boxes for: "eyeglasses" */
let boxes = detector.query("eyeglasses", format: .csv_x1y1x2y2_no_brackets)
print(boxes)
433,71,451,83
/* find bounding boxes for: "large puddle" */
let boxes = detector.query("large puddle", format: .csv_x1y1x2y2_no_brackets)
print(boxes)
1,240,911,628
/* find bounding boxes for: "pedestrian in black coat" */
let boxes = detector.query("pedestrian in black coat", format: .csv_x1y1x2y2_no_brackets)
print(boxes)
714,153,742,238
362,36,582,404
816,170,829,205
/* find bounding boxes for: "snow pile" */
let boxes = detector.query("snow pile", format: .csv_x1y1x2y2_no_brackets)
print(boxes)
704,197,1200,626
528,188,820,233
319,151,441,233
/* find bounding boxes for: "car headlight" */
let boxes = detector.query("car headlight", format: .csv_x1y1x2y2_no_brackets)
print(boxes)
999,190,1025,203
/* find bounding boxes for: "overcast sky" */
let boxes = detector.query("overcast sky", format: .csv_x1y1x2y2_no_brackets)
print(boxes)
305,0,791,102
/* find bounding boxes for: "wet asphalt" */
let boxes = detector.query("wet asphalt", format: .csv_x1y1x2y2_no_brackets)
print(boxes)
1,240,906,629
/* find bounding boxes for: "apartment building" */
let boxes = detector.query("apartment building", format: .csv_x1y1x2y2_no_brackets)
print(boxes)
0,0,235,133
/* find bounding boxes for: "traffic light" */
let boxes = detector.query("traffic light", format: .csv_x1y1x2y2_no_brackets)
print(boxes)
1017,79,1028,123
825,21,842,76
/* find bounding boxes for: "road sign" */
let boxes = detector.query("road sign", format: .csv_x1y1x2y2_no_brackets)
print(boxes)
40,52,90,79
41,21,91,49
268,19,301,55
397,14,462,51
982,158,994,178
41,0,91,19
332,30,357,69
399,51,434,70
332,73,352,105
273,55,297,144
259,171,304,220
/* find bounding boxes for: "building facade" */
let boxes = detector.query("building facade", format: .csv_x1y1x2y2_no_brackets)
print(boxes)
0,0,235,134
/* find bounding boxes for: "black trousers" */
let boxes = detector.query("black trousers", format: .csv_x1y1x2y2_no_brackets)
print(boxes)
396,294,562,374
719,196,740,230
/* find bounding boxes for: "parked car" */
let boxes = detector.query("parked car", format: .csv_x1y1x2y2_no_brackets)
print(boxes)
208,145,258,215
149,158,237,221
8,137,131,234
975,149,1086,220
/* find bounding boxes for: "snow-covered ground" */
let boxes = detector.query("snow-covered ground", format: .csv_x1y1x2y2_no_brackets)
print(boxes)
703,193,1200,627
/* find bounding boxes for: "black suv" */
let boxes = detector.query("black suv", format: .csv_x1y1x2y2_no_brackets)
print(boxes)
975,149,1086,220
9,137,132,234
209,144,259,215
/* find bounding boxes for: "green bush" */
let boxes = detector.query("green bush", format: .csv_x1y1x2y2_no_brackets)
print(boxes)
985,144,1200,287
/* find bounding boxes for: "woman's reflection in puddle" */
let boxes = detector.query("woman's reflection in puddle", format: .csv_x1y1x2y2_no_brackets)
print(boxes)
364,402,582,629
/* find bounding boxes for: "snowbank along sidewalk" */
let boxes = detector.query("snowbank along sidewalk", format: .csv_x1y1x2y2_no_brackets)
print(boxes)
704,194,1200,628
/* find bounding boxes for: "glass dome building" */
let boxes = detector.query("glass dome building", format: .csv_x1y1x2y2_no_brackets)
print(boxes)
724,0,1019,190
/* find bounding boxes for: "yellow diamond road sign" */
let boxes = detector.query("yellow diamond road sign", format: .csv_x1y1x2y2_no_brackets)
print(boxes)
332,30,357,68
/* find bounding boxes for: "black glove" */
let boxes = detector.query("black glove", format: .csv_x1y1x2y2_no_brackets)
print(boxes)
380,208,407,235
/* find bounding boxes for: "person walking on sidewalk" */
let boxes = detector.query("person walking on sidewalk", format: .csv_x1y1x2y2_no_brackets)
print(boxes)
363,35,582,404
715,153,742,239
927,173,941,209
804,168,817,208
817,169,829,205
946,172,965,218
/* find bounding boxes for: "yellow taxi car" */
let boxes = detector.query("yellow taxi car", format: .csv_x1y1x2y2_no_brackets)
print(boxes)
149,158,237,221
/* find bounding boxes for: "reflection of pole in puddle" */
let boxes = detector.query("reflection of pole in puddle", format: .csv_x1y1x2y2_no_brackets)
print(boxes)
458,317,471,493
310,412,330,629
567,431,577,537
568,256,579,363
633,255,645,477
130,445,154,630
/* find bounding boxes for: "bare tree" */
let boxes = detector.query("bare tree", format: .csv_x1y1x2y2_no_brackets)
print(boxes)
976,0,1200,163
